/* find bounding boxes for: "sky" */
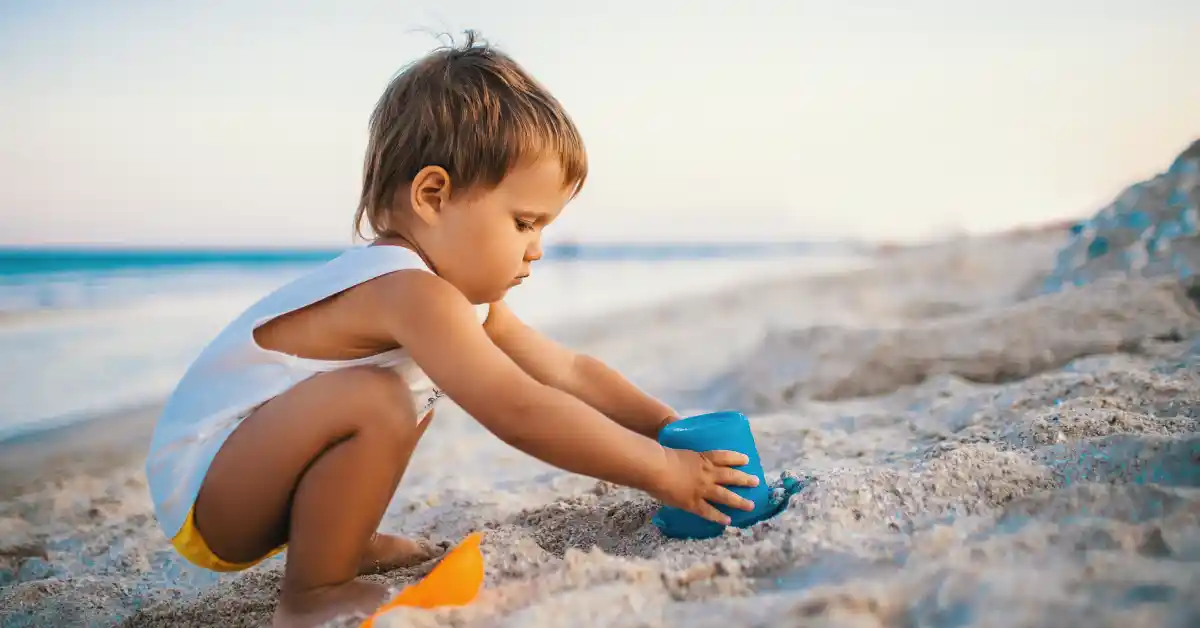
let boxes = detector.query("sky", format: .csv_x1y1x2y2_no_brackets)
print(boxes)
1,0,1198,246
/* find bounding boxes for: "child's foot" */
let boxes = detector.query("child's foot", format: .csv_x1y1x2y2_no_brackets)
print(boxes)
272,579,388,628
358,532,446,575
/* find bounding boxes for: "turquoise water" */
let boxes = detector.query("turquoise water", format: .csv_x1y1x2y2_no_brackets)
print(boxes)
0,242,859,441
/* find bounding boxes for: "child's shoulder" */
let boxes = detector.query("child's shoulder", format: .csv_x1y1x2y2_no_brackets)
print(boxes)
245,244,479,332
351,266,489,329
340,245,491,322
296,244,439,303
239,246,489,364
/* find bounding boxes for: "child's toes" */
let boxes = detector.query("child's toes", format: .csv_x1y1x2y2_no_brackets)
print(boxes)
413,538,447,561
359,533,442,575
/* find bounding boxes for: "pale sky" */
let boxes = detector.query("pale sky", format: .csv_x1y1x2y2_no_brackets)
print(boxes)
2,0,1198,246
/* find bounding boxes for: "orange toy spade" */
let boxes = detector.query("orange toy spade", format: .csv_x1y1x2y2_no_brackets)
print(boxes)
359,532,485,627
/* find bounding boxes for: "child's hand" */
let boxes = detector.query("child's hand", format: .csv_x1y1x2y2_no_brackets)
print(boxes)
650,448,760,525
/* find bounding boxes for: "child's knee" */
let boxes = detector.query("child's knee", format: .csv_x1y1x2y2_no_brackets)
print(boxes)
344,366,421,449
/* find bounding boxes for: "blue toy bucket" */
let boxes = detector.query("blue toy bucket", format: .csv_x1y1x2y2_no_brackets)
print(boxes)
652,410,773,539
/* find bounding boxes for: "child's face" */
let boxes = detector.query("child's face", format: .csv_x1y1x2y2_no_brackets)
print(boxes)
419,158,573,304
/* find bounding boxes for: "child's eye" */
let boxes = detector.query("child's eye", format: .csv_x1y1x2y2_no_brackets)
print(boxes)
515,219,535,232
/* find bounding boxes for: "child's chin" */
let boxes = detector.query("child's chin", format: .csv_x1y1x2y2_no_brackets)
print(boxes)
482,286,512,302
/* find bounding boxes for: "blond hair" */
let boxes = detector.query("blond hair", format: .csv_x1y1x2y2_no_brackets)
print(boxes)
355,31,588,239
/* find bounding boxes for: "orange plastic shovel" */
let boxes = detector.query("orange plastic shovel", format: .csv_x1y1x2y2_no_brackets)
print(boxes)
359,532,485,627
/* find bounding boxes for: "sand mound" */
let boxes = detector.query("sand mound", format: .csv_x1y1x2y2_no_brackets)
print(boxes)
1034,138,1200,294
721,277,1200,408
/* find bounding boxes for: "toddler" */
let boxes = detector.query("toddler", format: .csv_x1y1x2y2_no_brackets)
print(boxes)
144,32,758,628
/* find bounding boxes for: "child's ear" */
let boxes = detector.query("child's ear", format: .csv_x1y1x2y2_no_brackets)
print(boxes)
410,165,452,225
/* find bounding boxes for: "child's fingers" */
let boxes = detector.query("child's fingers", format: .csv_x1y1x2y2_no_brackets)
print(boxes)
693,500,733,525
702,450,750,468
706,485,755,512
715,466,760,488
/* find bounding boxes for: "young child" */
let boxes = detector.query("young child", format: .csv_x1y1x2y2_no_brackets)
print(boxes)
144,32,759,627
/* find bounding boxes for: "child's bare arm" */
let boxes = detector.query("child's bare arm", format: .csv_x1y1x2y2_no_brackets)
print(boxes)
482,300,677,439
361,271,666,490
356,272,758,524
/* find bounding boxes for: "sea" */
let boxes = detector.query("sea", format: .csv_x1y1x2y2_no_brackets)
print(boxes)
0,242,862,441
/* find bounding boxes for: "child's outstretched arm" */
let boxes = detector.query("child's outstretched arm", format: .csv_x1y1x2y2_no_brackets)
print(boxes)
482,300,677,439
358,271,758,525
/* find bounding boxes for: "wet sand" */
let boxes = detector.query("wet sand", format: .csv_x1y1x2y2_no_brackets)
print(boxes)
3,228,1199,628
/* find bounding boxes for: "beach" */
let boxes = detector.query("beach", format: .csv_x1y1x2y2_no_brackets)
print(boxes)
2,228,1199,627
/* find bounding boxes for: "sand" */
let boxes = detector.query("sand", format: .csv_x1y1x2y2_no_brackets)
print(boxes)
3,228,1200,628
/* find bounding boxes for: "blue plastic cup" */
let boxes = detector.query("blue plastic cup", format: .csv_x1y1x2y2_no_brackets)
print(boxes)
651,410,772,540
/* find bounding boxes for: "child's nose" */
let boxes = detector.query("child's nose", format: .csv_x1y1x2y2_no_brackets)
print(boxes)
525,239,543,262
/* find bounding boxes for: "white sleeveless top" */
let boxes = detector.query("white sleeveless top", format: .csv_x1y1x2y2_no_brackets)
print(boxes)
144,245,488,539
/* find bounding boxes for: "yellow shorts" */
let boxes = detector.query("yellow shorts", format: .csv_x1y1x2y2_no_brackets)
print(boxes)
171,505,286,572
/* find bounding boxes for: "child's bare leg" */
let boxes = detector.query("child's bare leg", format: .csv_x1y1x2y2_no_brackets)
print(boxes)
192,366,437,628
357,408,445,575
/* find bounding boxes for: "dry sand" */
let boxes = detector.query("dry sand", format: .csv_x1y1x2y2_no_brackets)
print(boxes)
3,229,1199,628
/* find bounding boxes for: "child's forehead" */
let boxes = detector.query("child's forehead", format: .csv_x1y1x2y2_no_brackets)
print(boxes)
501,158,567,187
490,159,575,205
